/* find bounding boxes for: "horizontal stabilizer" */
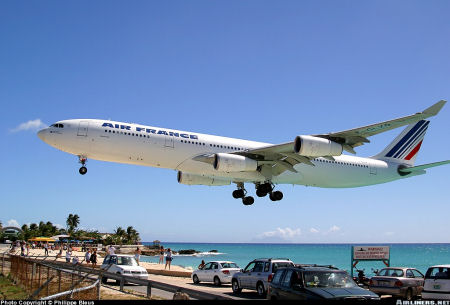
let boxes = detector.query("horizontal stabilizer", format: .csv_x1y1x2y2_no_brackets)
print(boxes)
398,160,450,174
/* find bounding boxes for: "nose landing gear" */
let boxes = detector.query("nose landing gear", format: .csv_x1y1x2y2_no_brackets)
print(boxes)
78,156,87,175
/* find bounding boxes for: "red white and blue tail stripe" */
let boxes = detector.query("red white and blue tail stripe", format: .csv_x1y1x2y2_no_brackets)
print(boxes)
376,120,429,165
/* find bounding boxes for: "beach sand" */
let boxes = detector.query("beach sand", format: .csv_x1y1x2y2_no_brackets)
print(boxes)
2,247,192,274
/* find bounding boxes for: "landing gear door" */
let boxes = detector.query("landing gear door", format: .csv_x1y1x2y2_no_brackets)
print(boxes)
77,121,89,137
164,135,174,148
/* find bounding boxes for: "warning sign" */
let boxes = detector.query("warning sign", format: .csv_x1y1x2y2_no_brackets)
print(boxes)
353,246,389,260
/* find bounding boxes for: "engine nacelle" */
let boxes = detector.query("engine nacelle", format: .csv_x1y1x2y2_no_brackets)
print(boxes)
213,153,258,172
177,171,230,186
294,135,343,157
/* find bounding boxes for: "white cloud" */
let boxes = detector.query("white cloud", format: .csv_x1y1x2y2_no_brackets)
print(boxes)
328,225,341,233
11,119,47,132
259,227,301,240
54,224,64,229
309,228,319,234
7,219,20,227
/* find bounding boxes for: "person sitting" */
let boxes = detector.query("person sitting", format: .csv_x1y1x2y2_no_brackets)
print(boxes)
198,260,206,269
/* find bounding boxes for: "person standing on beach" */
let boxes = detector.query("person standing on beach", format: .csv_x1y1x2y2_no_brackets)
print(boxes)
165,248,172,270
90,250,97,268
26,243,30,257
134,247,141,265
108,245,116,255
85,249,91,265
44,242,49,256
159,246,164,264
65,249,72,263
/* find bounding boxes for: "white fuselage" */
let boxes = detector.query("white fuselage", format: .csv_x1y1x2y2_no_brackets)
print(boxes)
37,119,414,188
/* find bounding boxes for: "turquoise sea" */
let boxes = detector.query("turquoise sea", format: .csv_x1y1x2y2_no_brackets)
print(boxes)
140,243,450,276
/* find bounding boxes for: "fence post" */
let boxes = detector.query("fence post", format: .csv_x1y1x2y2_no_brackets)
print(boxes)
31,263,36,291
46,266,50,297
58,270,61,293
147,282,152,299
120,277,124,291
38,264,41,288
97,277,101,300
1,253,4,275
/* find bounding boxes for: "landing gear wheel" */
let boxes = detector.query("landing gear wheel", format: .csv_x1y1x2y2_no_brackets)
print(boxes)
260,183,273,194
232,279,242,294
232,189,245,199
242,196,254,205
256,282,266,297
79,167,87,175
272,191,283,201
256,189,267,197
214,276,221,286
192,275,200,284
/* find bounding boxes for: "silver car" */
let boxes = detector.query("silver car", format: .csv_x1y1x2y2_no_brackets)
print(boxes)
369,267,424,300
231,258,294,297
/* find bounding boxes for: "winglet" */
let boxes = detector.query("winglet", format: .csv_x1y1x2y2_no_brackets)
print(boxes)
422,100,447,117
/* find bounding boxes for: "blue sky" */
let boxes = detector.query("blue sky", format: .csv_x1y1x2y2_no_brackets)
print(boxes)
1,1,449,243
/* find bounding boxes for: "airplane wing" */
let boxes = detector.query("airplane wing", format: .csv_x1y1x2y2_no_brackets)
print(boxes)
194,100,447,176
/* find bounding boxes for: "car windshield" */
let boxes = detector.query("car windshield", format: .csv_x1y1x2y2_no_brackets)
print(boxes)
221,263,239,268
117,256,137,266
378,268,404,277
426,267,450,279
304,271,357,288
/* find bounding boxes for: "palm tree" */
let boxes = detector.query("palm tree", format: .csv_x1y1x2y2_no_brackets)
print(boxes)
66,214,80,234
126,226,140,245
113,227,126,245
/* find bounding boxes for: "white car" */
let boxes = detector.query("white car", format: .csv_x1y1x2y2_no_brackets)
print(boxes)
100,254,148,284
422,265,450,300
192,261,241,286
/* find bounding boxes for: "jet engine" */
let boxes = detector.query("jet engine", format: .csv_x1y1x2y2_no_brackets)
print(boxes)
213,153,258,172
177,171,231,186
294,135,343,157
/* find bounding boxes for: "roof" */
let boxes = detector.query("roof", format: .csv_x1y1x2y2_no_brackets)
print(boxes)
427,265,450,268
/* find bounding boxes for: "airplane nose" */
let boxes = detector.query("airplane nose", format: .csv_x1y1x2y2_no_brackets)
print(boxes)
37,129,46,141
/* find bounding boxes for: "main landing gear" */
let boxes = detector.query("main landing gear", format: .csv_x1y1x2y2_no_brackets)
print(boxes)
232,182,283,205
78,156,87,175
232,183,254,206
256,183,283,202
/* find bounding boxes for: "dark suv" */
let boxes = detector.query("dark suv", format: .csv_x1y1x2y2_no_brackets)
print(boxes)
268,264,380,300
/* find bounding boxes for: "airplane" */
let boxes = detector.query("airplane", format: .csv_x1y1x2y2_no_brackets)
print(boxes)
37,100,450,205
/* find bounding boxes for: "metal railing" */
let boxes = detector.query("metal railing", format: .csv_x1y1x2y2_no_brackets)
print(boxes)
1,253,234,300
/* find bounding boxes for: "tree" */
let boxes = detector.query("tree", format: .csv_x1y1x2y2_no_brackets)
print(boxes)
126,226,140,245
113,227,126,245
66,214,80,234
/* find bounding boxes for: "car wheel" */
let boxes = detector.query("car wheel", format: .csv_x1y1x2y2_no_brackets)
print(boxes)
193,275,200,284
256,282,266,297
405,288,413,301
214,276,221,286
232,279,242,294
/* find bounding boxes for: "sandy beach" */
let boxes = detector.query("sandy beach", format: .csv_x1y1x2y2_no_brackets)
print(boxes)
1,247,193,275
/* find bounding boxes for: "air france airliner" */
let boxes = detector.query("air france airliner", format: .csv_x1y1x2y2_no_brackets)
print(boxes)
37,100,450,205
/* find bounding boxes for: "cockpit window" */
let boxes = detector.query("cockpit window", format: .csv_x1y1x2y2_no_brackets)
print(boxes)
51,123,64,128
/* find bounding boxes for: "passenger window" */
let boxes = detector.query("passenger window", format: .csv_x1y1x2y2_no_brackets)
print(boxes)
244,262,256,273
272,270,285,285
282,270,293,288
406,270,414,278
264,262,270,272
103,255,110,264
412,270,424,278
253,262,264,273
204,263,212,270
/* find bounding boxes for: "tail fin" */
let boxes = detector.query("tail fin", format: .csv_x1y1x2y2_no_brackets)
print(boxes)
373,120,430,165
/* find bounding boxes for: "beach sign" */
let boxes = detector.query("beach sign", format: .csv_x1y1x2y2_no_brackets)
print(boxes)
351,245,390,277
353,246,390,260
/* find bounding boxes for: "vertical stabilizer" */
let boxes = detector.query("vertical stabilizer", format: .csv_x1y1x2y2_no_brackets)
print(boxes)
373,120,429,165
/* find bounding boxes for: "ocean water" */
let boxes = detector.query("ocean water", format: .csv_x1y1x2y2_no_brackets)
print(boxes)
140,243,450,276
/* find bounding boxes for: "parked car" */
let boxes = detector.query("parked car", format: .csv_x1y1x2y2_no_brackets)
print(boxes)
192,261,241,286
422,265,450,300
100,254,148,284
369,267,424,300
268,264,380,301
231,258,294,297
